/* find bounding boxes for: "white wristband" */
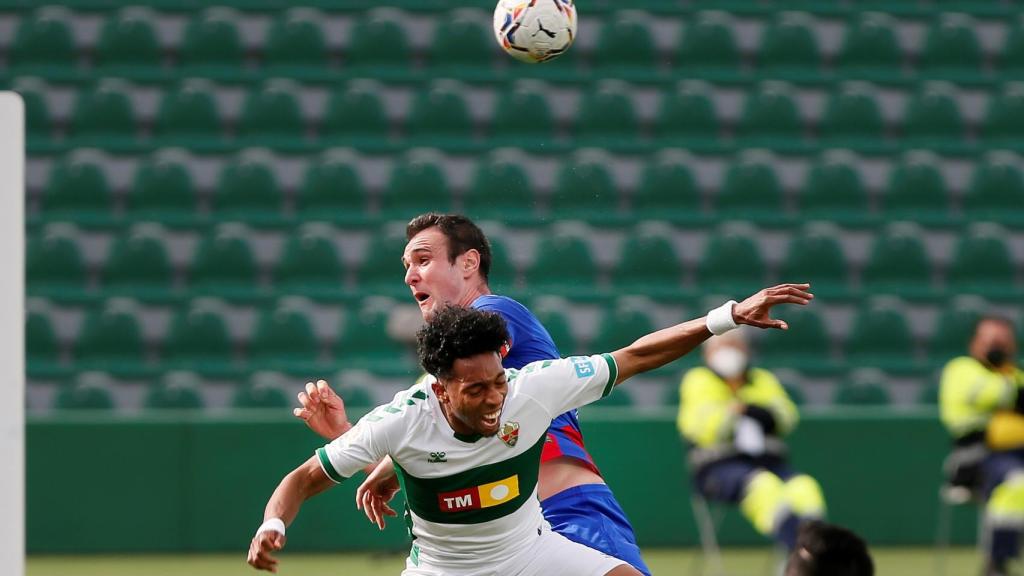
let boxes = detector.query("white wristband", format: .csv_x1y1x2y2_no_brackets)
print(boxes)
256,518,286,537
706,300,738,335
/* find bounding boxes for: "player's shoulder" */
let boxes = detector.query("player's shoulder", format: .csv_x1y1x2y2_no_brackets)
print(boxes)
362,382,433,428
473,294,534,318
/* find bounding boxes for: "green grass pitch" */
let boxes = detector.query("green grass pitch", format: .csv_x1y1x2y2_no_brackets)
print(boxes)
27,547,982,575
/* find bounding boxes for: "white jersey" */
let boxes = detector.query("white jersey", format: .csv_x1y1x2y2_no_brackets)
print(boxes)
316,354,619,571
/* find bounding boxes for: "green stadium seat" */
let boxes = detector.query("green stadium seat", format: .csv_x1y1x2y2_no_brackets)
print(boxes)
656,80,719,138
179,8,245,69
833,369,892,406
948,223,1015,290
128,149,197,216
233,372,291,409
95,8,161,68
356,227,409,290
758,11,820,70
239,80,305,137
297,148,367,215
9,8,76,68
964,151,1024,217
929,295,989,360
13,77,52,137
54,373,116,411
335,300,396,361
738,81,802,138
902,82,963,140
380,149,453,217
103,224,173,288
575,80,638,138
1002,17,1024,71
633,149,700,217
26,224,86,289
530,296,577,354
42,150,112,215
407,80,473,137
697,223,766,292
717,149,784,214
190,224,259,288
883,150,950,214
779,222,848,290
921,13,982,71
590,297,657,353
918,383,939,406
346,8,410,68
983,83,1024,140
428,9,494,68
845,297,914,361
213,149,283,215
144,372,204,410
69,80,136,137
490,80,555,139
676,11,740,69
322,80,389,137
611,222,683,292
163,298,233,364
862,222,932,290
464,148,537,219
154,80,222,137
595,11,657,68
758,306,830,362
275,223,344,288
800,149,869,216
249,298,319,363
484,234,517,293
550,149,619,216
837,12,902,70
264,8,328,67
820,82,885,141
26,300,58,364
337,384,375,409
75,299,145,364
526,223,597,293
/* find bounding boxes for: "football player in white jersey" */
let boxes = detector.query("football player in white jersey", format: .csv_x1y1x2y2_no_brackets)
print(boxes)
248,284,813,575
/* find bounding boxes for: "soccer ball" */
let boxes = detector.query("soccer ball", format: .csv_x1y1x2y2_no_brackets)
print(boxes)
493,0,577,64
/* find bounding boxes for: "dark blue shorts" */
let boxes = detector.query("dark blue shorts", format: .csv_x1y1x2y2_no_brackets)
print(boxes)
695,455,795,503
540,484,652,576
982,449,1024,498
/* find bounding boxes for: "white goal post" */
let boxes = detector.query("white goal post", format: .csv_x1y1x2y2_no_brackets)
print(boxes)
0,92,26,576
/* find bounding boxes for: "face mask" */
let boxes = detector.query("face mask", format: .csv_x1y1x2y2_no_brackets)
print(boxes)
708,346,748,380
986,347,1010,368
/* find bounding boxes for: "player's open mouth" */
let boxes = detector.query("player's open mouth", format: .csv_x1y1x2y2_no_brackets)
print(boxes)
481,410,500,428
414,291,430,305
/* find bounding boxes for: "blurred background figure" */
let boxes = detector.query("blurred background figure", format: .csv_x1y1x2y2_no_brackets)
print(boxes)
784,520,873,576
940,316,1024,576
677,329,825,550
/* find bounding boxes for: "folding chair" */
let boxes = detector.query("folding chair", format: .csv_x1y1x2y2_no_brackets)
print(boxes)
691,493,728,576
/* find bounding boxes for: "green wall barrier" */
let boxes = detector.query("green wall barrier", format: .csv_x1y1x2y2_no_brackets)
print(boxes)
27,408,976,554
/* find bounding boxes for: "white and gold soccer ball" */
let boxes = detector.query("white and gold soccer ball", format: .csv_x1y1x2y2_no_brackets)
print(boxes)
493,0,577,64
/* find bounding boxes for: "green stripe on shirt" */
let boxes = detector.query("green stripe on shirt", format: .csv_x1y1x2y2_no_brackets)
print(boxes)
316,447,348,484
601,353,618,398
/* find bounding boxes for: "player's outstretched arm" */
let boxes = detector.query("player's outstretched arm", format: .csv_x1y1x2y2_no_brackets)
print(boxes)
294,379,352,440
247,456,335,573
611,283,813,385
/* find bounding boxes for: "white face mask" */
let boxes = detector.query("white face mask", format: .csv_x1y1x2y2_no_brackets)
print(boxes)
707,346,748,379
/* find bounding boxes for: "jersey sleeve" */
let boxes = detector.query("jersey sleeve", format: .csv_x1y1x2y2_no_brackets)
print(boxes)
514,354,618,418
315,388,416,483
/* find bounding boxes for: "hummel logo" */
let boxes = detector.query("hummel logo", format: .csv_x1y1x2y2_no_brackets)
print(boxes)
534,20,557,39
428,452,447,463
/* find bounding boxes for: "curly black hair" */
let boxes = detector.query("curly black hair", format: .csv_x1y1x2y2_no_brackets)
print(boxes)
417,305,509,379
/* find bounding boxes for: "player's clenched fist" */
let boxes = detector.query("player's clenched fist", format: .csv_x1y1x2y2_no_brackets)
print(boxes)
247,530,286,573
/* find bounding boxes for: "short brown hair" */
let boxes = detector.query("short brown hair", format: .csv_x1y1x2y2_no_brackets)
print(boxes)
406,213,492,282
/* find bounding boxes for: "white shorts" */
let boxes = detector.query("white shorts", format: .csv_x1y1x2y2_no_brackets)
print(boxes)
402,523,627,576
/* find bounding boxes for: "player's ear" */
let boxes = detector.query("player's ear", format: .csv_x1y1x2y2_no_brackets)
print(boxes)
431,381,447,402
460,249,480,276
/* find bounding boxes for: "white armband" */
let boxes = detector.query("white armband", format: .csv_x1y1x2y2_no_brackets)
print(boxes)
706,300,738,335
255,517,286,537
